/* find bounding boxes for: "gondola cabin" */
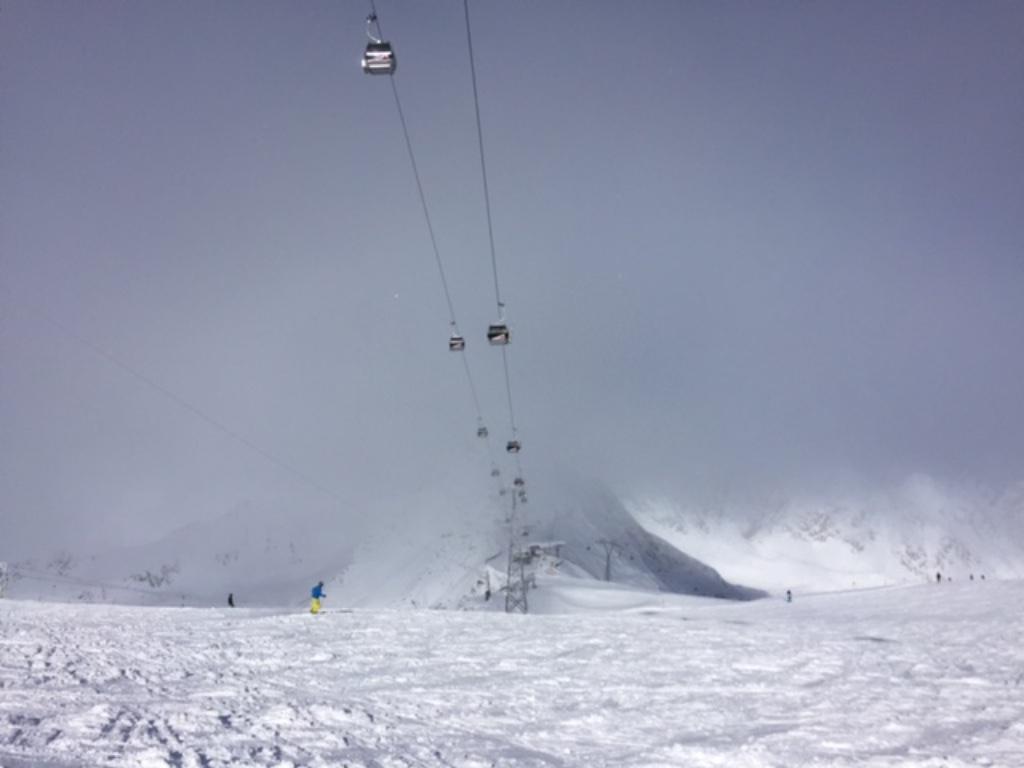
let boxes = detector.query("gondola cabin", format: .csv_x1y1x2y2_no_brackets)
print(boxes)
477,425,488,438
506,440,521,454
449,333,465,352
487,323,510,345
362,42,396,75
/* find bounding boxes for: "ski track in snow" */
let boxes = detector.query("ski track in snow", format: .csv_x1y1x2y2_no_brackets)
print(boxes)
1,582,1023,767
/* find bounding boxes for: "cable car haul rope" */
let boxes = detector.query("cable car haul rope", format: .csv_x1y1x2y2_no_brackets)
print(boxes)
360,0,530,513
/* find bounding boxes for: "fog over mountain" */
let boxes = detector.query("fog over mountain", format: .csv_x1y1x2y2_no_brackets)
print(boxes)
2,1,1023,595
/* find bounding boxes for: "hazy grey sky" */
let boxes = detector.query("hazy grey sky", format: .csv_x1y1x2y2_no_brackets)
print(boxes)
3,1,1023,556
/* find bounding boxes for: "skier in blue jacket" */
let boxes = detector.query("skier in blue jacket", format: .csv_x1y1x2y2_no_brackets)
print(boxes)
310,581,326,614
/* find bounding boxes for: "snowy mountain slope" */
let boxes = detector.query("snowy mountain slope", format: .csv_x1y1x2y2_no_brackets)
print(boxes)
525,472,763,600
325,483,505,610
627,475,1024,594
2,580,1022,767
6,472,763,607
6,498,359,606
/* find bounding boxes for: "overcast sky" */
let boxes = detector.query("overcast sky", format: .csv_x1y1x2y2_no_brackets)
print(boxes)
2,1,1023,557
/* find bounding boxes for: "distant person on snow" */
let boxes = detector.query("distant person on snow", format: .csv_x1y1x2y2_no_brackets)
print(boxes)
786,590,792,603
936,572,942,583
228,593,235,608
310,581,326,614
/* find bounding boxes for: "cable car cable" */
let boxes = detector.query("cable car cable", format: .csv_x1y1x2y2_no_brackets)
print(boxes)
368,3,459,336
460,2,531,552
13,300,350,508
462,0,524,470
364,2,504,483
501,347,519,439
461,0,503,315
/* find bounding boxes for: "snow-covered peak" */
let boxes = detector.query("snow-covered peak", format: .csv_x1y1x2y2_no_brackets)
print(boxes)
626,474,1024,593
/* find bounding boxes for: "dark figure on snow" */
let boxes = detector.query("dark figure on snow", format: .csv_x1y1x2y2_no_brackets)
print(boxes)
936,572,942,583
786,590,792,603
228,593,235,607
311,581,326,614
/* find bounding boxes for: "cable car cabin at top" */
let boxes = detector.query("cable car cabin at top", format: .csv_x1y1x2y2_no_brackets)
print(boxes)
363,42,395,75
362,14,396,76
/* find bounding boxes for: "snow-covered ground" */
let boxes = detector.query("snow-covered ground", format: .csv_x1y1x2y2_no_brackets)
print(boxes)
2,580,1023,767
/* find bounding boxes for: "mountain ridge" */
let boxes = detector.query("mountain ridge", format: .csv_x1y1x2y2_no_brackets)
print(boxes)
626,474,1024,593
5,475,763,608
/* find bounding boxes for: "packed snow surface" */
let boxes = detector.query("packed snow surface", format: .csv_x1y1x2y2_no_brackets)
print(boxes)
2,580,1023,767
